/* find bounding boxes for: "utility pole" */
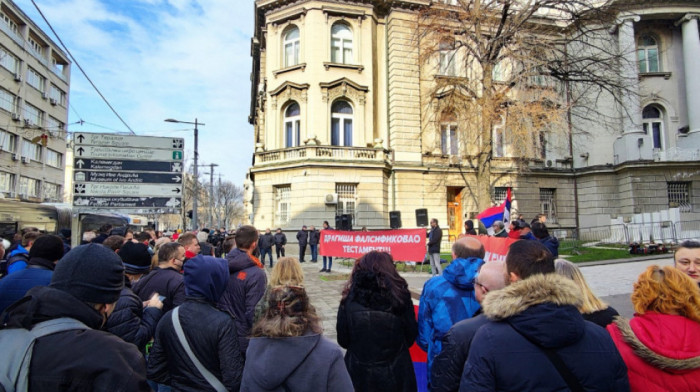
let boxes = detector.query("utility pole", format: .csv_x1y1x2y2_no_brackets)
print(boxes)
208,163,219,228
165,118,204,230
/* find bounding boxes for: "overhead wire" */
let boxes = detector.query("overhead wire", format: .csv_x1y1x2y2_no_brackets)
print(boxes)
29,0,136,135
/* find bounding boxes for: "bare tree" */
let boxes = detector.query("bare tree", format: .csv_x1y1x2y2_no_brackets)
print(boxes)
417,0,634,211
216,180,245,229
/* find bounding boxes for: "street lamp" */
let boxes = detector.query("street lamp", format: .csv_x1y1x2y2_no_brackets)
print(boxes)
164,118,205,230
201,163,219,228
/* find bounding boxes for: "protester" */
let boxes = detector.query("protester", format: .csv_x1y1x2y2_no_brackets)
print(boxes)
59,228,71,254
607,265,700,391
5,231,41,274
103,235,126,252
258,228,275,267
218,225,267,357
222,234,236,257
81,230,97,244
491,220,507,237
297,225,308,263
0,235,64,313
464,220,476,235
555,259,619,327
133,242,186,314
508,220,536,240
177,232,200,261
427,218,443,276
92,224,112,244
255,256,304,322
241,285,353,392
196,228,210,243
321,221,333,272
148,255,244,391
460,240,629,391
0,244,151,391
337,251,417,391
431,260,507,392
199,241,214,257
274,228,287,258
418,236,484,387
308,225,320,263
673,239,700,285
532,221,559,257
104,242,163,352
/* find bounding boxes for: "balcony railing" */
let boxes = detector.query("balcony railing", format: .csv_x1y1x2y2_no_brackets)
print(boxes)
653,147,700,162
255,145,389,166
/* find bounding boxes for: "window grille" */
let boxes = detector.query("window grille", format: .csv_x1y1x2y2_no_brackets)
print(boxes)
668,182,691,212
336,184,357,224
275,185,291,224
540,188,557,223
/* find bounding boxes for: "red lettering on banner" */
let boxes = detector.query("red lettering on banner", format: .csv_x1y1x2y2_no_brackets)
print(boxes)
320,229,427,261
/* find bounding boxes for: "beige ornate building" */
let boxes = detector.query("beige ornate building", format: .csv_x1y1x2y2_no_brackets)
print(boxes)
0,0,70,203
248,0,700,241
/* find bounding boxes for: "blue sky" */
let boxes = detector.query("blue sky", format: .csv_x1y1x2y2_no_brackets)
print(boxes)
14,0,254,185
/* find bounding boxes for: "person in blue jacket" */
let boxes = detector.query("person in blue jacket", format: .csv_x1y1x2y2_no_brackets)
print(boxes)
417,236,484,387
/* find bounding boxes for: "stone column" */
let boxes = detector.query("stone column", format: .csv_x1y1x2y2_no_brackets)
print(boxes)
679,14,700,133
618,15,642,134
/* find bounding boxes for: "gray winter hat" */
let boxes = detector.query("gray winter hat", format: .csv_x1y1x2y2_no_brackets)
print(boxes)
50,243,124,304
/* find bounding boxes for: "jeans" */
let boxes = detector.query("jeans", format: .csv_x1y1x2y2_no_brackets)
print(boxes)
323,256,333,271
260,247,273,267
429,252,442,276
275,245,285,258
310,244,318,262
299,244,306,262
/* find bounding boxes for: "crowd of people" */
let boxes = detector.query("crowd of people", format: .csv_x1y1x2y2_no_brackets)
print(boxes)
0,218,698,391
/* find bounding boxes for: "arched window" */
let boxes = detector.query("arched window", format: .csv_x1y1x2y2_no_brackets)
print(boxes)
284,102,300,148
331,100,353,146
440,112,458,155
283,26,300,67
331,23,353,64
637,34,659,73
642,105,664,150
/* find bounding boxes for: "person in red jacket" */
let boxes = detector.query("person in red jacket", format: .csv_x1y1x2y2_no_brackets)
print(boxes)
607,265,700,392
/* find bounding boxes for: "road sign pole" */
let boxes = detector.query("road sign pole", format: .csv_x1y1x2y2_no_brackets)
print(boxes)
193,119,199,230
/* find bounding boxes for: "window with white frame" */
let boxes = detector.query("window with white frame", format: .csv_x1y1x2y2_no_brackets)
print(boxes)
51,56,65,74
43,182,59,201
28,36,44,58
46,149,62,168
26,67,45,93
0,11,19,36
275,185,291,224
0,129,16,152
637,34,659,74
45,116,63,132
23,103,42,126
540,188,557,223
642,105,664,150
49,84,66,106
440,113,459,155
493,61,508,82
0,88,16,113
284,102,301,148
493,116,506,157
283,26,300,67
331,23,353,64
668,182,691,212
0,46,18,73
331,100,353,146
336,184,357,225
0,171,14,193
18,176,39,197
438,41,457,76
21,139,41,161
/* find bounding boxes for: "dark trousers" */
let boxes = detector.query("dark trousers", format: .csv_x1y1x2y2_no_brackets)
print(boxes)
260,247,273,267
275,245,285,258
310,244,318,262
323,256,333,271
299,244,306,262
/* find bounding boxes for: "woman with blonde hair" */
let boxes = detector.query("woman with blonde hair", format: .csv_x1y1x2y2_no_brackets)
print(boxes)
255,257,305,322
607,265,700,391
555,259,619,327
241,285,353,391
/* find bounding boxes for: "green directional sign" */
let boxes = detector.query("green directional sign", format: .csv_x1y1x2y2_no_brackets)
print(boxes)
173,151,183,160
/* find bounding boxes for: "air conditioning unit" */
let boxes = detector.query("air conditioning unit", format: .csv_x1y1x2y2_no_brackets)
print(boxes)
49,98,57,106
13,73,21,82
11,153,19,161
21,156,30,164
325,193,339,205
545,159,553,168
41,92,48,99
11,113,19,121
23,119,31,127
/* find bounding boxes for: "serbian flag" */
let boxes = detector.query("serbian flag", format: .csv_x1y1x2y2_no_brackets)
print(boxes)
477,188,511,228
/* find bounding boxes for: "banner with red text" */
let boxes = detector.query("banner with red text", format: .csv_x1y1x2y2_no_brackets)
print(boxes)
320,229,426,261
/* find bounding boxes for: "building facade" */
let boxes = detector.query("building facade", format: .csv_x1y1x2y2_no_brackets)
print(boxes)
248,0,700,241
0,0,70,204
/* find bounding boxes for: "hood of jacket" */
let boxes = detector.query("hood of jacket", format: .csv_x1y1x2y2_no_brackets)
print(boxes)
184,255,229,303
442,257,484,290
245,333,321,389
3,285,104,330
614,312,700,374
482,273,585,348
226,248,261,273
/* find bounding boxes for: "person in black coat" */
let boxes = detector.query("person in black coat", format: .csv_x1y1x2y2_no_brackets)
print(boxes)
258,228,275,267
148,255,244,391
273,228,287,258
427,219,443,276
297,225,308,263
321,221,334,272
133,242,186,314
0,244,151,391
308,225,320,263
337,251,418,391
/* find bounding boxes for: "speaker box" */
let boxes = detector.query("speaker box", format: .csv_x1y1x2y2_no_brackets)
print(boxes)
335,215,342,230
389,211,402,229
341,214,352,231
415,208,428,227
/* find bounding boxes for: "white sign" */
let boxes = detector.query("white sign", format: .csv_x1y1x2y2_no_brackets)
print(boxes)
74,145,183,161
75,133,184,150
74,183,182,197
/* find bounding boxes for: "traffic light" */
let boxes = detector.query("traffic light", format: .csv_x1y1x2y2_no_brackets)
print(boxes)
187,210,193,219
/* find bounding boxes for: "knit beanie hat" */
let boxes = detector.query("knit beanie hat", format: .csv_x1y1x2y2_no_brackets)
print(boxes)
118,242,152,274
50,243,124,304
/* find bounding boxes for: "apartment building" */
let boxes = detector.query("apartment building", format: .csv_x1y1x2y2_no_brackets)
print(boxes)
0,0,70,203
247,0,700,240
